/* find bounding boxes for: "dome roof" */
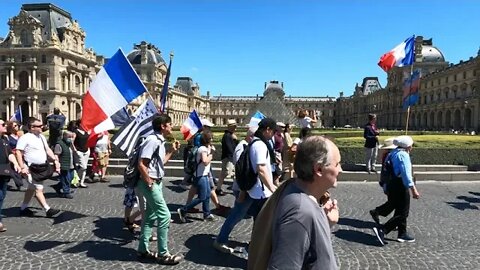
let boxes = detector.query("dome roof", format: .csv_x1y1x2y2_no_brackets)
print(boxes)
264,80,285,97
421,45,445,62
127,42,165,65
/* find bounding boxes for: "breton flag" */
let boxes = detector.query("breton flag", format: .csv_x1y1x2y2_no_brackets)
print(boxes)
248,111,266,132
402,70,421,109
160,57,172,113
81,49,147,132
112,98,159,156
10,105,22,123
378,35,415,72
180,110,202,140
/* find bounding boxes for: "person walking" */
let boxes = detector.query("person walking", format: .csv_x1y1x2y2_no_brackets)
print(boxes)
46,108,66,148
73,120,89,188
95,131,111,182
248,135,341,270
6,121,24,190
216,119,237,195
136,114,182,265
213,118,278,253
16,118,61,218
52,131,76,199
369,137,398,224
364,113,380,173
372,135,420,246
177,131,216,222
0,119,22,232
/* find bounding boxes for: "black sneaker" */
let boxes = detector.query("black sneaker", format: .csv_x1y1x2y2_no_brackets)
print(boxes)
369,210,380,224
52,184,63,195
397,234,415,243
215,189,226,196
19,208,35,217
46,208,61,218
373,227,386,246
63,193,74,199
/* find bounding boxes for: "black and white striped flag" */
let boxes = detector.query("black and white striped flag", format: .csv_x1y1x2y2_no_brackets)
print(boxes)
112,98,158,156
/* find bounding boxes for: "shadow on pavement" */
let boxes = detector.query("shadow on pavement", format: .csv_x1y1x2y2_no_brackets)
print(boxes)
183,233,246,268
24,240,71,252
469,191,480,197
165,184,187,194
52,210,88,225
337,217,377,229
108,183,124,188
457,195,480,204
334,229,381,247
446,201,479,210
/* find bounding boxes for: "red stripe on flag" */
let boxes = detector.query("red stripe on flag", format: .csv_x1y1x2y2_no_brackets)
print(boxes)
81,91,108,132
378,52,396,72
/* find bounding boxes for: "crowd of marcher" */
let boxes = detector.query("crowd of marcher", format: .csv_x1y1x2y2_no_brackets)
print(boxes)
0,110,422,269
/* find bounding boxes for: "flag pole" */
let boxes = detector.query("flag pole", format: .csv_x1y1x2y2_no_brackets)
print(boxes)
405,64,414,135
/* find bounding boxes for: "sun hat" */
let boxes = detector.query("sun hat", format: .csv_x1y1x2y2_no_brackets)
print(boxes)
379,137,397,150
227,119,237,126
200,118,214,127
393,135,414,148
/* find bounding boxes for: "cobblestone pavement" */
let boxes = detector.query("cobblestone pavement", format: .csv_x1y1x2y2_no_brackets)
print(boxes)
0,177,479,270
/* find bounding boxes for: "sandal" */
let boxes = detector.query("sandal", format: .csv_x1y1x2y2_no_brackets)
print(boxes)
157,253,182,265
124,218,138,233
137,251,157,261
0,224,7,233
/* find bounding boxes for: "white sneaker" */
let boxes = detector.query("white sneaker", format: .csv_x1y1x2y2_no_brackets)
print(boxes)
213,241,234,254
177,208,186,223
204,214,215,221
179,184,189,191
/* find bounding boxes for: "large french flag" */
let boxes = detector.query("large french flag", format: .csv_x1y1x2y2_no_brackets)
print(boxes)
180,110,203,140
81,49,147,132
378,35,415,72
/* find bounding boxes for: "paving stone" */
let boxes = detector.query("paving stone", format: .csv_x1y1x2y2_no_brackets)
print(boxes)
0,177,479,269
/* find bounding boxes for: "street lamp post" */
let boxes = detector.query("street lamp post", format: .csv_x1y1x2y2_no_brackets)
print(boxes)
463,100,468,132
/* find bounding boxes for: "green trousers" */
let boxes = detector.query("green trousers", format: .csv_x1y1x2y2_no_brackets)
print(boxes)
137,180,172,255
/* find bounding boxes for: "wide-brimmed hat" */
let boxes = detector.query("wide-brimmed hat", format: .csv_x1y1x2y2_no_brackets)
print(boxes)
393,135,414,148
227,119,237,126
201,118,214,127
276,122,286,128
379,137,397,150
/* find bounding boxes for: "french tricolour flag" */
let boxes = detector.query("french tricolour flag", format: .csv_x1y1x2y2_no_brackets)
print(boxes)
248,111,266,132
180,110,203,140
81,49,147,132
378,35,415,72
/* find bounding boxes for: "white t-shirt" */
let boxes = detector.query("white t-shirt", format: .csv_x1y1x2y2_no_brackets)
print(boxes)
95,134,109,153
140,133,165,179
248,137,273,199
195,146,211,177
16,133,49,165
299,117,313,128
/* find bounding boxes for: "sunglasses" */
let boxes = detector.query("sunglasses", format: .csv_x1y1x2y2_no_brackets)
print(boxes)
32,124,44,128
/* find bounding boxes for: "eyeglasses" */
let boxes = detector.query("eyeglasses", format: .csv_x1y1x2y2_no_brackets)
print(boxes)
32,124,44,128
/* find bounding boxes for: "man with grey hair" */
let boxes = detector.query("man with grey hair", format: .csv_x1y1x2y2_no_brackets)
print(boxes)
364,113,380,173
248,135,341,269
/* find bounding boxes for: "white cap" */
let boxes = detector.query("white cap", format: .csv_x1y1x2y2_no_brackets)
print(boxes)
276,122,286,128
227,119,237,126
201,118,214,127
393,135,414,148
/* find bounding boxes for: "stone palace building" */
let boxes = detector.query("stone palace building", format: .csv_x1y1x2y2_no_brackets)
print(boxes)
1,3,479,131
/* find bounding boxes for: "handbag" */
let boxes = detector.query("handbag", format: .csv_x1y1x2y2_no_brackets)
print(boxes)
0,163,12,176
29,162,54,181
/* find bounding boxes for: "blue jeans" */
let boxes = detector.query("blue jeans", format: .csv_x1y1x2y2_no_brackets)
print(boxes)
216,194,266,244
0,178,8,223
183,175,211,218
58,169,73,194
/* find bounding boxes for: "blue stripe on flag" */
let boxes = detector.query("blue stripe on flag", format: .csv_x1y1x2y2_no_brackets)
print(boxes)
400,35,415,67
104,49,146,103
190,110,203,129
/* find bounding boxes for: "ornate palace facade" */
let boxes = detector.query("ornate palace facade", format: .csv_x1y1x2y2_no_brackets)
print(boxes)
1,4,479,131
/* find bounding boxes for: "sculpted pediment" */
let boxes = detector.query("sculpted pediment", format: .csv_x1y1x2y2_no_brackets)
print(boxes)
8,9,43,28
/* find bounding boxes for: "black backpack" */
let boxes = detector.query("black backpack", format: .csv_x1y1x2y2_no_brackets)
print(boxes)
123,137,160,188
184,146,200,176
379,153,394,188
235,139,262,191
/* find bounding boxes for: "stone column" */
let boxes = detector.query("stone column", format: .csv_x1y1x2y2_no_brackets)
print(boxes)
32,67,37,89
27,97,32,116
69,73,74,92
28,71,32,89
6,70,9,89
9,96,15,118
9,68,14,88
32,95,38,117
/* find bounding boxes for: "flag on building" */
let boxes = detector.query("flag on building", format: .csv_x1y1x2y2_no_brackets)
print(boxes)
180,110,202,140
9,105,22,123
248,111,266,132
378,35,415,72
112,98,159,156
81,49,147,132
160,57,172,113
402,70,421,109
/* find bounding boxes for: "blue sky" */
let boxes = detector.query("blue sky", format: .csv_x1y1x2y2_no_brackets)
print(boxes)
1,0,479,97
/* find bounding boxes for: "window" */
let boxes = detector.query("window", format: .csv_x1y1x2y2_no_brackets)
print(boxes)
463,71,467,79
20,30,29,46
21,55,26,62
445,76,449,83
454,74,457,81
0,55,5,62
41,55,46,63
41,74,47,90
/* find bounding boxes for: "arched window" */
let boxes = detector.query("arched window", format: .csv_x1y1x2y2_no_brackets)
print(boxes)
20,30,30,46
75,76,81,94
